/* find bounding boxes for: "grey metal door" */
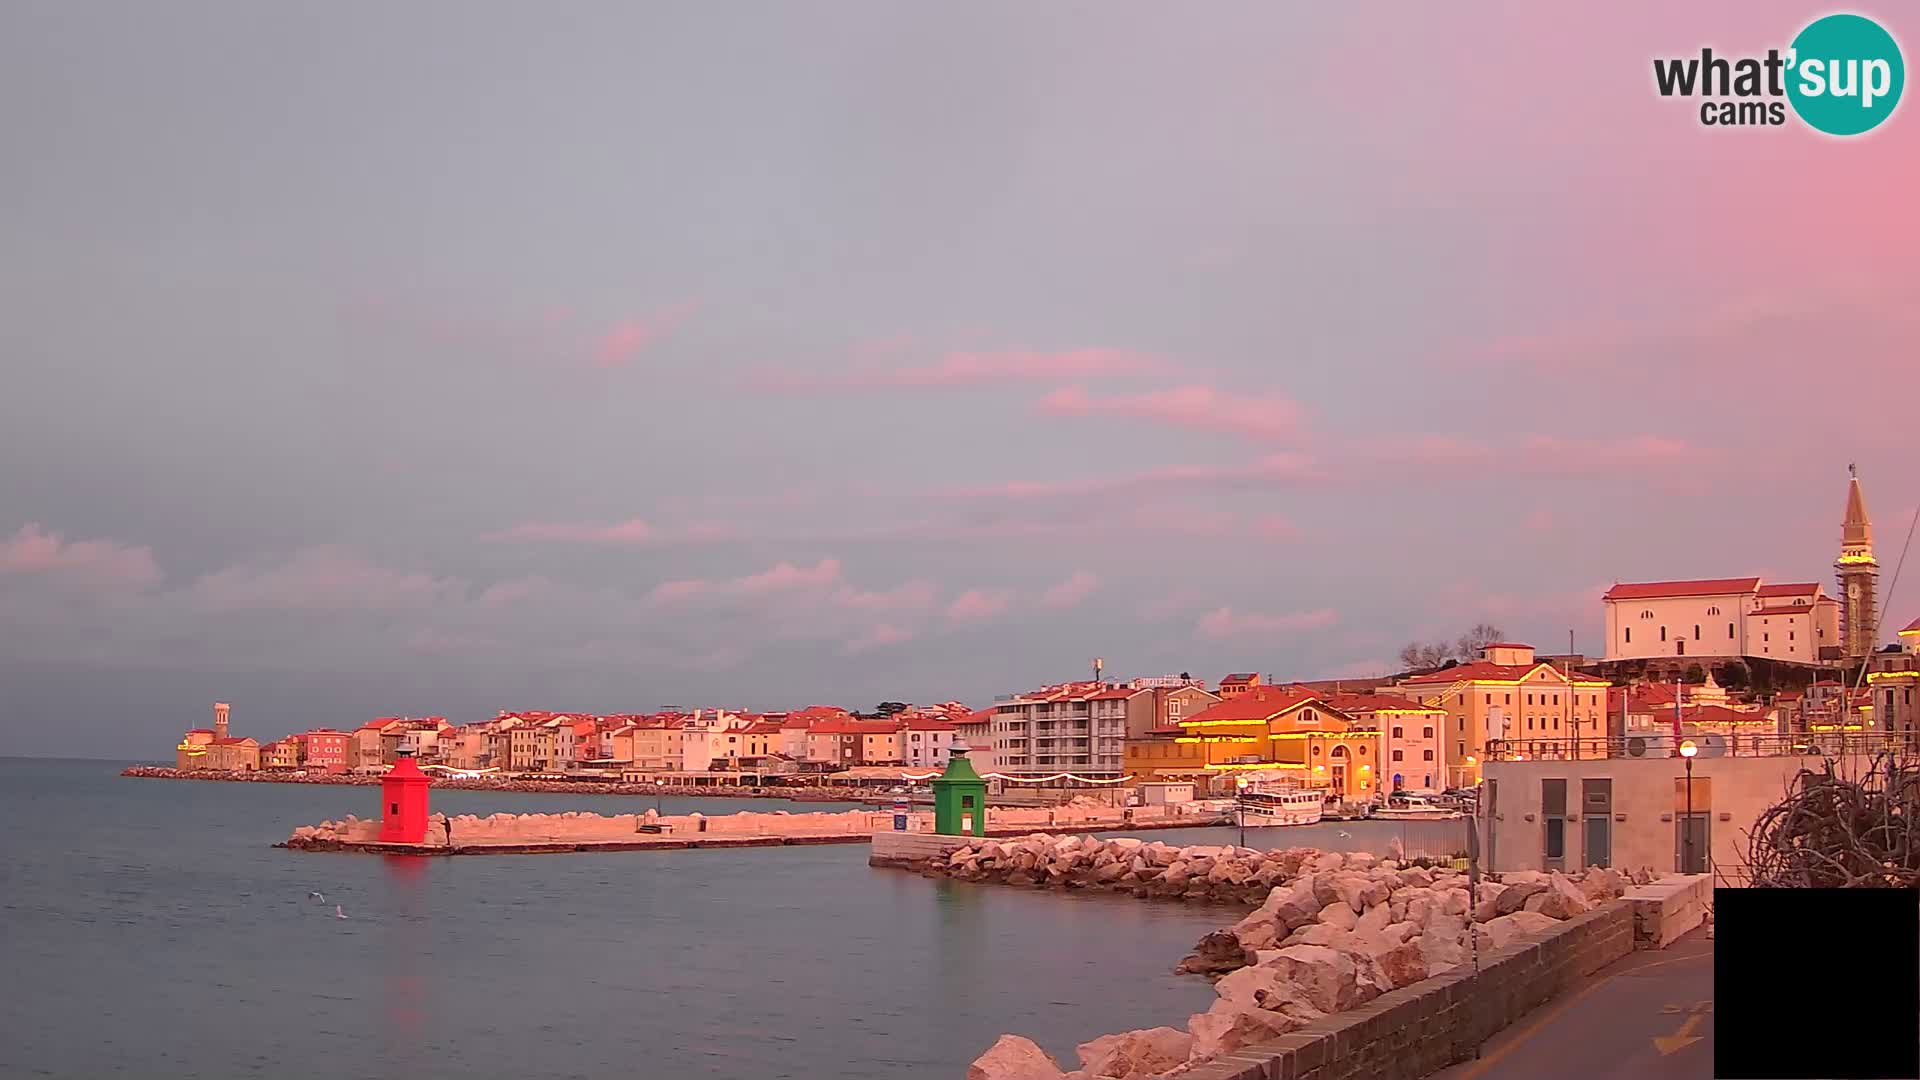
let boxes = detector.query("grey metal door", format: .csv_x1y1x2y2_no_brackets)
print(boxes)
1583,815,1611,869
1675,815,1709,874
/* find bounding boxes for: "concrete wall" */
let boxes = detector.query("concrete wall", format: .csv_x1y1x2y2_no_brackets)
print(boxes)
1482,753,1861,882
1180,903,1637,1080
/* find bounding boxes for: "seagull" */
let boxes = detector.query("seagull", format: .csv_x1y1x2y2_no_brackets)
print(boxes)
334,905,349,920
308,891,326,903
1337,831,1353,840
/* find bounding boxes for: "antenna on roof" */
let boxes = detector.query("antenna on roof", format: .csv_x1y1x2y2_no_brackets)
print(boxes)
1093,657,1105,684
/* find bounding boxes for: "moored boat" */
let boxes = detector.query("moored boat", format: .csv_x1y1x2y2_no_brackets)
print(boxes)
1235,784,1326,827
1370,792,1463,820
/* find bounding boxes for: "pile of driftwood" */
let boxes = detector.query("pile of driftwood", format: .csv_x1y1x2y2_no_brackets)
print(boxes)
1747,754,1920,888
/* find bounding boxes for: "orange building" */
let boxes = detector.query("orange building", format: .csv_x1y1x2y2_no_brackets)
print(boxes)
1124,687,1382,799
298,729,351,773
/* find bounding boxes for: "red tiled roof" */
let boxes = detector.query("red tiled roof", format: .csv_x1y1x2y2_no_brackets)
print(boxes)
808,719,900,736
1603,578,1760,601
1686,704,1773,725
901,717,959,731
1182,686,1326,724
1751,607,1812,617
1220,673,1258,685
1901,616,1920,634
1086,687,1142,701
1756,582,1821,597
1324,692,1446,713
185,728,214,735
742,721,785,735
1401,661,1540,685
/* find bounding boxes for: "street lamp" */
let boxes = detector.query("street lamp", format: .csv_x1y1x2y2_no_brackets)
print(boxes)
655,777,667,815
1679,740,1698,874
1235,777,1248,847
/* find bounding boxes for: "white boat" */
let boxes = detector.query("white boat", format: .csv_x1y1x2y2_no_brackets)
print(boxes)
1371,792,1463,820
1236,786,1326,827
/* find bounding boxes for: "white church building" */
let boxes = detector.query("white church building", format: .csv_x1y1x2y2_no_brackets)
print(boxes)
1601,577,1840,665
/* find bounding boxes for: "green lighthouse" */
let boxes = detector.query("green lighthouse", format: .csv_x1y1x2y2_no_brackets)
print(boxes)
932,741,988,837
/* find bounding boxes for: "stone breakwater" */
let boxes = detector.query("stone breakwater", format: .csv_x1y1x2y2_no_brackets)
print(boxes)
935,835,1645,1079
282,804,1220,854
121,765,854,801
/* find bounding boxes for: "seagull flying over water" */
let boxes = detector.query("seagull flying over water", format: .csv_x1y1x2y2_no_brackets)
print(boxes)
309,891,325,903
334,905,349,920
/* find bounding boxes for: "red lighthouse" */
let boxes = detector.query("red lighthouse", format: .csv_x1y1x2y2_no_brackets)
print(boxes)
379,750,431,844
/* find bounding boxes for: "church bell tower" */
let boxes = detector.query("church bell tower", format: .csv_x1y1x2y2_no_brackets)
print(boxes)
1836,465,1878,660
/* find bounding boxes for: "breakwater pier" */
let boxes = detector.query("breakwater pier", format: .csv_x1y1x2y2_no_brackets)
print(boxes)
279,804,1228,855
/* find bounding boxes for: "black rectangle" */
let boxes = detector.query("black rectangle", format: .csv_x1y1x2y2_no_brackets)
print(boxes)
1716,889,1919,1079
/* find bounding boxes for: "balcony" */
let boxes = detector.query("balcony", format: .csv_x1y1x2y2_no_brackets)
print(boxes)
1485,731,1911,761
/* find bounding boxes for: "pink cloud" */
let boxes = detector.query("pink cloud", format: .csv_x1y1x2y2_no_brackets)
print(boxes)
842,622,916,655
592,303,696,368
645,578,711,605
947,588,1013,622
188,548,463,613
647,558,843,606
749,347,1168,391
1194,606,1338,640
488,518,657,544
475,577,554,609
1037,385,1304,443
1039,570,1100,610
1522,508,1556,532
832,579,939,613
0,523,161,589
1376,435,1702,474
942,453,1318,501
1253,515,1302,541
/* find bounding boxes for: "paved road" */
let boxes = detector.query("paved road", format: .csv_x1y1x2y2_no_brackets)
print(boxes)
1431,928,1714,1080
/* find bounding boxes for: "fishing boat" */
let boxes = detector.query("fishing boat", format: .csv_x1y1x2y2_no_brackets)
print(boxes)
1370,791,1463,820
1235,784,1326,827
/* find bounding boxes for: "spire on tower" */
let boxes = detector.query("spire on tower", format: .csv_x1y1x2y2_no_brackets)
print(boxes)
1843,475,1872,546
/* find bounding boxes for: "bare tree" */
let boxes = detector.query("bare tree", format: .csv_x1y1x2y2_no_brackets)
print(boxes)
1398,640,1454,671
1454,623,1506,659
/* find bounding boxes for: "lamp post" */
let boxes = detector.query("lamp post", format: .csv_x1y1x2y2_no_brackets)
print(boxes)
1679,740,1698,874
655,777,667,815
1235,776,1248,847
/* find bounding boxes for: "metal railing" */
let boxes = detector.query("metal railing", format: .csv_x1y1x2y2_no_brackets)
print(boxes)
1485,731,1915,761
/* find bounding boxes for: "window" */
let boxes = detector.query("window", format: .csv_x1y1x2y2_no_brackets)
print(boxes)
1729,623,1736,639
1485,694,1492,705
1312,744,1321,756
1527,693,1534,706
1660,626,1668,641
1392,749,1404,761
1641,610,1654,619
1527,718,1535,730
1552,718,1560,730
1790,631,1795,641
1707,606,1720,616
1358,745,1368,756
1422,726,1434,738
1505,694,1512,705
1392,725,1404,738
1552,694,1559,706
1458,716,1465,732
1625,627,1631,643
1764,633,1769,642
1693,625,1700,640
1423,750,1434,761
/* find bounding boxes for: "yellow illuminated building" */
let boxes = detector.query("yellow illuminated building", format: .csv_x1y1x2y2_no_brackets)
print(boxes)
1123,686,1382,799
1388,643,1611,787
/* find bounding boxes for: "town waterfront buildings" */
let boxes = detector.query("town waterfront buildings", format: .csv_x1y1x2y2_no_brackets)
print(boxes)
1387,643,1612,788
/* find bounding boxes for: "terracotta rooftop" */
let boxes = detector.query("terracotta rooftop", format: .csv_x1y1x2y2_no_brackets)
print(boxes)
1324,692,1446,713
1181,686,1326,724
1756,582,1821,597
1603,578,1761,601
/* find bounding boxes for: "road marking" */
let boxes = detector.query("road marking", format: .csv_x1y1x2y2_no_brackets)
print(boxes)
1654,1013,1706,1055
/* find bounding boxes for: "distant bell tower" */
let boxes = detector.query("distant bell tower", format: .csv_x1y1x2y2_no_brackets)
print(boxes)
1836,465,1879,660
213,702,231,742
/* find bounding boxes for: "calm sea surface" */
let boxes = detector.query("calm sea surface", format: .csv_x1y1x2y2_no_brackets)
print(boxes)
0,758,1249,1080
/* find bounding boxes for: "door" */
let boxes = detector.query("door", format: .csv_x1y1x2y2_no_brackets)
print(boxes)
1582,779,1613,868
1542,778,1567,872
1675,815,1709,874
1583,816,1611,869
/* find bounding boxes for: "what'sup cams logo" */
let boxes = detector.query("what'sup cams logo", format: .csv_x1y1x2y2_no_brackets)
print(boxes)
1655,13,1904,134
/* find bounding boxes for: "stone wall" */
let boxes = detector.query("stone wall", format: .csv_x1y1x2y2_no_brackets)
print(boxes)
1623,875,1711,948
1175,904,1635,1080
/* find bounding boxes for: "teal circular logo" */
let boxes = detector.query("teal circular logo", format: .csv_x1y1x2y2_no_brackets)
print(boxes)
1787,14,1904,135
